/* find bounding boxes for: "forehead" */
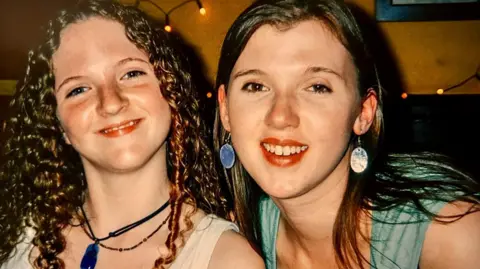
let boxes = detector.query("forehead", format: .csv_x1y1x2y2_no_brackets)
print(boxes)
52,17,147,74
233,20,353,77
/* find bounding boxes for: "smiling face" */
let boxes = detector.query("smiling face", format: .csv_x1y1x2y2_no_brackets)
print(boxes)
219,20,376,199
53,17,171,173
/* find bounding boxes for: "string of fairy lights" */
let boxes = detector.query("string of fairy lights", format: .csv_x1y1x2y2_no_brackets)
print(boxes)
401,65,480,99
134,0,206,32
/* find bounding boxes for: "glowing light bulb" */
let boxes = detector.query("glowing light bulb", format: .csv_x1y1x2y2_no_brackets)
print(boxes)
437,88,444,95
164,25,172,32
206,92,213,98
401,92,408,99
199,7,206,15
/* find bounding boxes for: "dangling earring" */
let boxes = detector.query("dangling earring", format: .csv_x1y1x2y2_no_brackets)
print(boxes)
350,136,368,173
220,133,235,169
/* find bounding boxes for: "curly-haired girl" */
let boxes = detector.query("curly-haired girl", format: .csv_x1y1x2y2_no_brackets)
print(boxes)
0,1,263,269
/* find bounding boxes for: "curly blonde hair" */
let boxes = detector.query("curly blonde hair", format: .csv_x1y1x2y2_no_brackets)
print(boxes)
0,1,229,268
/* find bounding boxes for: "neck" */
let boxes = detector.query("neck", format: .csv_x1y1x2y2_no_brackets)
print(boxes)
274,155,350,250
81,146,171,237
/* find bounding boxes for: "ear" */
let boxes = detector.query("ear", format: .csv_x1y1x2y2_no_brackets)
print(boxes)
218,84,231,132
353,88,378,136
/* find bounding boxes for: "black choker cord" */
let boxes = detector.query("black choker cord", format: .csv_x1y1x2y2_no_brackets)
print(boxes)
80,199,170,242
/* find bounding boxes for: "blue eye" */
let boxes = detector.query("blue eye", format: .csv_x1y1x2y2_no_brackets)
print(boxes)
242,82,268,92
66,86,89,98
122,70,146,79
308,84,332,94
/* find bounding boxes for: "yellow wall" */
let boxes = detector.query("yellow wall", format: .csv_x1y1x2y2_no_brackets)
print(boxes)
0,80,16,96
353,0,480,95
2,0,478,95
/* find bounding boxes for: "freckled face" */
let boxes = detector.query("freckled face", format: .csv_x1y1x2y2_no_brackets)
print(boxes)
53,17,171,173
219,20,361,199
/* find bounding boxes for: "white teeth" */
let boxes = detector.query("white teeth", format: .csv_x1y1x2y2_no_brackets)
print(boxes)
262,143,308,156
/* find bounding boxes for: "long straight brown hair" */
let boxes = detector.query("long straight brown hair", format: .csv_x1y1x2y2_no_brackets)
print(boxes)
213,0,480,268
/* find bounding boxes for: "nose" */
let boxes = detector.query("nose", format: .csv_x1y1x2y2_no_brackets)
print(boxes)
96,82,128,117
264,93,300,130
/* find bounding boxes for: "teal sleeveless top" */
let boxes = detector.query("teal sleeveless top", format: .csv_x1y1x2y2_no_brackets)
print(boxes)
259,196,447,269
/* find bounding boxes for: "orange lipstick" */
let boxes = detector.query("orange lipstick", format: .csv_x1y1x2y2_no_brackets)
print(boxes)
260,137,308,167
97,118,143,138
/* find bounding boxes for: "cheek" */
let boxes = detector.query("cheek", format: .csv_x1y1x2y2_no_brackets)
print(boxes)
132,85,163,106
227,97,264,138
226,103,261,158
132,85,170,117
149,97,172,127
57,102,94,136
302,100,356,140
323,109,353,132
160,106,172,127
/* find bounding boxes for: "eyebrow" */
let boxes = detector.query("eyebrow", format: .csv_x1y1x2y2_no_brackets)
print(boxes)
56,75,84,92
231,69,267,80
56,57,150,91
116,57,150,67
304,66,343,80
231,66,343,82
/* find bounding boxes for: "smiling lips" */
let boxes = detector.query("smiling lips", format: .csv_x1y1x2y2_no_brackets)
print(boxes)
260,137,308,167
97,119,143,138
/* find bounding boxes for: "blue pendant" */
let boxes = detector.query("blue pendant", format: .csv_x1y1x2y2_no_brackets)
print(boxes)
80,243,99,269
220,143,235,169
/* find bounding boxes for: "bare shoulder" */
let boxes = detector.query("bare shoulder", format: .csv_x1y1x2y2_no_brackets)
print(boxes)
208,229,265,269
421,201,480,269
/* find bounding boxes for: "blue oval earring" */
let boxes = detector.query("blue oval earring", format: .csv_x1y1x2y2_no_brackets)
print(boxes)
220,133,235,169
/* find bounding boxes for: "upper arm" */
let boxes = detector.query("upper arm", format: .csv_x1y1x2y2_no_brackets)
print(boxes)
420,201,480,269
208,230,265,269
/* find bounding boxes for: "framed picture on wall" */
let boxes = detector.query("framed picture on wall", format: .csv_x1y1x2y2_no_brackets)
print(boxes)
375,0,480,21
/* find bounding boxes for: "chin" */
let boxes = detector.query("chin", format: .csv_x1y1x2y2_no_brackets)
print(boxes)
93,149,158,173
255,174,305,200
104,157,150,173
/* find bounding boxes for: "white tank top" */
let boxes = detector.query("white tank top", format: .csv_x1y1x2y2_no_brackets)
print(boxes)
1,214,238,269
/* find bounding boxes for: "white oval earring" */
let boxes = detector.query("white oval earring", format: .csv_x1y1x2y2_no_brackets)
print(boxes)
350,136,368,173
